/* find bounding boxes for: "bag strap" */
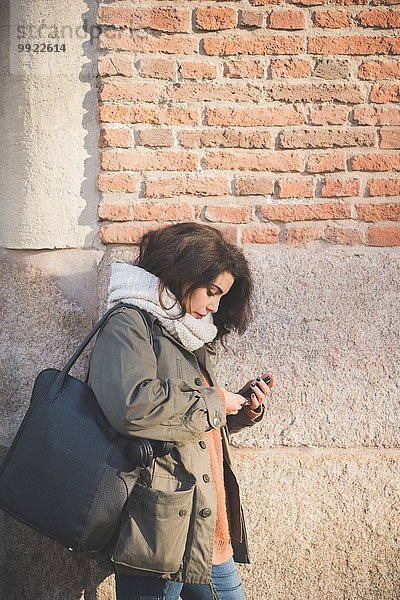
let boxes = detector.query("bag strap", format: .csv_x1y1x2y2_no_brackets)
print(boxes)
46,303,153,402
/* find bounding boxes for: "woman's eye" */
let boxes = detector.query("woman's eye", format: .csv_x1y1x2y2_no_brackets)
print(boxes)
207,290,216,297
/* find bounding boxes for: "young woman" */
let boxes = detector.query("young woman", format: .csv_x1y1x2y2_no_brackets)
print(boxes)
88,223,274,600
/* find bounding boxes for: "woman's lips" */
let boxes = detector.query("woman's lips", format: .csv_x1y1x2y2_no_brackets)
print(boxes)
194,312,205,319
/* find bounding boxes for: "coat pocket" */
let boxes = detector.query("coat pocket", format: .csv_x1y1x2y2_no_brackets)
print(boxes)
112,484,195,574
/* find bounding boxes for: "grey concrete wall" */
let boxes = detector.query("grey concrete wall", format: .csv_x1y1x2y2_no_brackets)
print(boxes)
236,447,400,600
0,0,99,249
0,250,114,599
0,245,399,598
0,249,101,448
217,245,400,449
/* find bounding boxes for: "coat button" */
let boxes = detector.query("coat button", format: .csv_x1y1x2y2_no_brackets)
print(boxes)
179,509,187,517
200,508,212,518
202,474,210,483
212,417,221,427
199,441,207,449
194,377,202,386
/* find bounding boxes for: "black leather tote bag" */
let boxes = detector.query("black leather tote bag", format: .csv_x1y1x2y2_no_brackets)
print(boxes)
0,304,149,553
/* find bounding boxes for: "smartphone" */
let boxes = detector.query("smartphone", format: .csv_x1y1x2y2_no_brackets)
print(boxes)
237,372,271,406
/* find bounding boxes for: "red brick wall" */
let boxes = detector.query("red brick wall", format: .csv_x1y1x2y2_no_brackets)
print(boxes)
96,1,400,247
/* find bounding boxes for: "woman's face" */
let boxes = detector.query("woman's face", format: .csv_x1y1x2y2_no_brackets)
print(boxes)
184,272,234,320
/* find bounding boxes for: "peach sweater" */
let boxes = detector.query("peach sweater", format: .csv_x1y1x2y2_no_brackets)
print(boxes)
199,366,262,565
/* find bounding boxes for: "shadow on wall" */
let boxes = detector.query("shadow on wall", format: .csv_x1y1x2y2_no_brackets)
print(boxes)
0,258,113,598
80,0,101,247
0,258,94,446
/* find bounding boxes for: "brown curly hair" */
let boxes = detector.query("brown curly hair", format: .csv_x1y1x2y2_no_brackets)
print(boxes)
136,223,253,346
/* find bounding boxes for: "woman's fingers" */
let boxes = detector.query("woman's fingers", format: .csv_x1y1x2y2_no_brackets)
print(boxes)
265,371,276,388
250,372,275,406
251,383,267,404
249,393,259,409
225,373,276,414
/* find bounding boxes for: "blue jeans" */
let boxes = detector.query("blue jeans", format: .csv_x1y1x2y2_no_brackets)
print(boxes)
115,558,246,599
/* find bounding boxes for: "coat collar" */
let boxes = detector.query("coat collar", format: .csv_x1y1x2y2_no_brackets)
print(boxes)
144,311,217,385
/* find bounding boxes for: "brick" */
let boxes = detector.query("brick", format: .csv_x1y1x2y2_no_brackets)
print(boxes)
314,9,352,28
178,129,273,149
351,154,400,171
97,7,190,33
99,80,159,103
99,31,199,55
176,131,205,149
367,178,400,197
250,0,285,5
313,58,352,80
211,226,239,245
380,129,400,149
307,154,346,173
283,225,324,245
353,106,400,126
133,203,193,221
100,150,199,172
224,59,265,78
270,58,312,78
204,150,304,172
137,129,174,148
309,105,349,126
98,173,138,193
367,225,400,246
261,203,351,222
370,84,400,103
356,202,400,221
145,176,230,198
292,0,368,4
308,35,400,55
265,82,366,103
325,226,366,246
268,9,307,29
99,105,200,126
203,33,304,55
321,178,360,197
372,0,400,4
242,226,280,244
205,205,253,224
137,58,176,80
206,106,305,126
234,176,274,196
98,54,135,77
99,128,132,148
195,7,237,31
163,82,262,103
98,204,135,222
179,61,217,80
358,9,400,28
358,60,400,81
277,178,315,198
280,128,375,149
100,224,154,245
239,10,264,28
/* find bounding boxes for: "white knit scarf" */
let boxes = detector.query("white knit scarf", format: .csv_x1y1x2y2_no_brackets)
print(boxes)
107,262,218,351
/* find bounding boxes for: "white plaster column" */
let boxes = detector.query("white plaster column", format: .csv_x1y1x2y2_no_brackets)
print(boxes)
0,0,99,249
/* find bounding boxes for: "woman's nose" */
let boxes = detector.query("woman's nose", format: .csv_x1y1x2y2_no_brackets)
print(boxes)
207,297,220,313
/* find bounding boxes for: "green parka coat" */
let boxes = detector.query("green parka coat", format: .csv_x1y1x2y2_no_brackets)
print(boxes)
88,305,264,585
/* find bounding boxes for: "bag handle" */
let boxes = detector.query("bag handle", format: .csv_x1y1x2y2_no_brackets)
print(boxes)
46,303,151,402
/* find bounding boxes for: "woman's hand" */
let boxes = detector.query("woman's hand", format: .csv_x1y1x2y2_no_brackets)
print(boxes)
245,371,276,411
215,388,247,415
215,372,275,415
